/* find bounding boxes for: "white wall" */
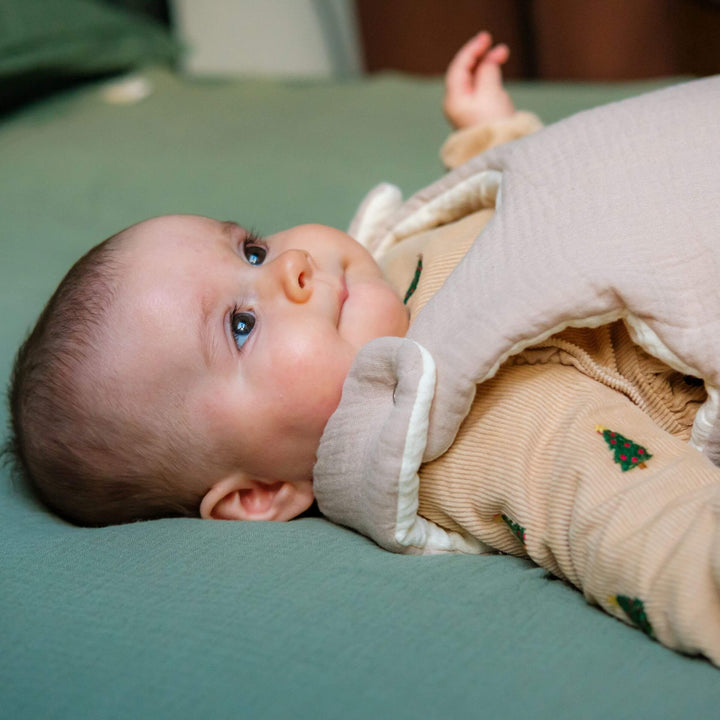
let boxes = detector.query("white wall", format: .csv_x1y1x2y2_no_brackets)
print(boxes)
172,0,363,77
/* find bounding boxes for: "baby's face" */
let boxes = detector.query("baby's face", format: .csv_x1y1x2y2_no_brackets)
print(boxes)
109,215,408,498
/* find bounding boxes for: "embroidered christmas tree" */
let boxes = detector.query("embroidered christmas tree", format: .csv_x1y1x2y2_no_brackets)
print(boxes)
609,594,655,638
596,426,651,471
403,255,423,305
495,513,526,545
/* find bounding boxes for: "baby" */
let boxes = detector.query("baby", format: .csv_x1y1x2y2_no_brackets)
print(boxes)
7,33,520,526
9,31,720,663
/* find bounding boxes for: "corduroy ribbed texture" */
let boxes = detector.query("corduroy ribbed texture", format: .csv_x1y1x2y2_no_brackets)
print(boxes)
513,323,707,441
417,361,720,662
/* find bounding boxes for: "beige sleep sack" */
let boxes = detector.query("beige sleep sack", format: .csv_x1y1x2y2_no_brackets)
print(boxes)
315,76,720,665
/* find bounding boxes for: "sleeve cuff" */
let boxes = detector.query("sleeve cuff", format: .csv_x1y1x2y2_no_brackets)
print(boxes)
440,111,543,169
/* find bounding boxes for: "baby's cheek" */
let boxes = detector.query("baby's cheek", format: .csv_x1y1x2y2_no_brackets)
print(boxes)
273,334,352,420
342,283,408,347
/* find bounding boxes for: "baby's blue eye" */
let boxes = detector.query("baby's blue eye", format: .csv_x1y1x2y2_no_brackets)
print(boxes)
231,310,255,349
243,238,267,266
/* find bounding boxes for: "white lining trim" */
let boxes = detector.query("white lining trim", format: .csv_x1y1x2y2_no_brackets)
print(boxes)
393,342,490,555
373,170,502,261
347,182,403,253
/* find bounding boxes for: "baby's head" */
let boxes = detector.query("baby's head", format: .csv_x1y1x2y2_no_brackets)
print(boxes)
8,215,409,526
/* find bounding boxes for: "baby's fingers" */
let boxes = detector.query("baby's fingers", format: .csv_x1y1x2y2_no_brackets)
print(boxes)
446,31,493,93
484,42,510,67
473,42,510,86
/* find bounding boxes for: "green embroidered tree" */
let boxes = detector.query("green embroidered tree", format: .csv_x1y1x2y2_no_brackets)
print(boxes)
403,255,423,305
497,513,526,545
610,595,655,638
596,426,651,471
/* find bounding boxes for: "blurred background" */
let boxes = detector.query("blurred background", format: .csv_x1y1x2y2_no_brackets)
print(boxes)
3,0,720,115
141,0,720,79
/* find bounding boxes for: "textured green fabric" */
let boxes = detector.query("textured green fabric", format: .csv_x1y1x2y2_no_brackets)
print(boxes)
0,0,178,110
2,70,718,718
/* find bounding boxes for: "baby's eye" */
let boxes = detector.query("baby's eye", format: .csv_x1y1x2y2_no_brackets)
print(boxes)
231,310,255,350
243,233,267,266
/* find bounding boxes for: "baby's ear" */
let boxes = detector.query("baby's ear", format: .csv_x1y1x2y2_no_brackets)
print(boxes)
200,476,313,522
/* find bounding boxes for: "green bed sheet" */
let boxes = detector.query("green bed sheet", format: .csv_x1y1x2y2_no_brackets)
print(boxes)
2,69,718,719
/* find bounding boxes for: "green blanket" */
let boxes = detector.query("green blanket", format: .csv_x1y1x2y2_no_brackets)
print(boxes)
2,68,717,718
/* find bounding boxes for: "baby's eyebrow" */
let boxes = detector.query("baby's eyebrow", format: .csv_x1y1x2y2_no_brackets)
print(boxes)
221,220,244,241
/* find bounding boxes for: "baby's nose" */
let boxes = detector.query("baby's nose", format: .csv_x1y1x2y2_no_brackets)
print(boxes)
275,249,313,303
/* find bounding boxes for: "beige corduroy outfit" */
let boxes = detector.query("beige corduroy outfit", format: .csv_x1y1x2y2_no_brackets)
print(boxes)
378,114,718,657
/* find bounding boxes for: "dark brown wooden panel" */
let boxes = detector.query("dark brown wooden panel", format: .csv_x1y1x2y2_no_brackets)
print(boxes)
355,0,720,79
356,0,528,78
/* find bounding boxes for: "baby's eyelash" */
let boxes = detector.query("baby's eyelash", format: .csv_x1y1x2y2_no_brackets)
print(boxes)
242,228,268,266
229,303,256,353
243,228,266,247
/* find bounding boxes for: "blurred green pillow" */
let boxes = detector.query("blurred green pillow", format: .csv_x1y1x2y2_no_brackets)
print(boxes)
0,0,180,111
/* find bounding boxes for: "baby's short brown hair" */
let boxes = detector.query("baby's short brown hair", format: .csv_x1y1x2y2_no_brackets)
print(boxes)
5,233,204,526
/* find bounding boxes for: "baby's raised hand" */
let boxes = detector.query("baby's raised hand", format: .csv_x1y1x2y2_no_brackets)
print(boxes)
443,31,515,129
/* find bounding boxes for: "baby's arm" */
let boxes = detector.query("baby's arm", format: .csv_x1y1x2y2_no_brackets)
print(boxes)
440,32,541,168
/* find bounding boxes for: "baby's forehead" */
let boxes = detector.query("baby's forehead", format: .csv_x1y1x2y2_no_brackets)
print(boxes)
111,214,248,324
125,214,220,243
98,228,210,375
116,215,231,267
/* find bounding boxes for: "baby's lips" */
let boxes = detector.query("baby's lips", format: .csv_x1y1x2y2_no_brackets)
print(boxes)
336,275,348,326
339,275,348,305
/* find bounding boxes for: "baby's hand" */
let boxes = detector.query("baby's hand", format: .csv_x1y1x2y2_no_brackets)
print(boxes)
443,31,515,130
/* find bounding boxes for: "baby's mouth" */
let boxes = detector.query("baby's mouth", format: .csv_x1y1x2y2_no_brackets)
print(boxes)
337,275,348,326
